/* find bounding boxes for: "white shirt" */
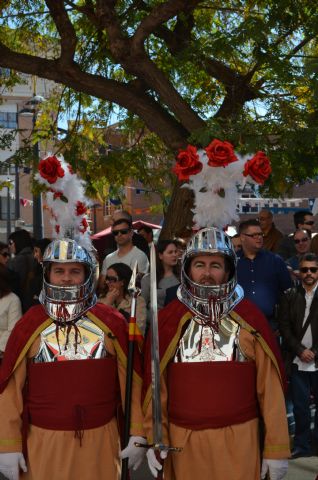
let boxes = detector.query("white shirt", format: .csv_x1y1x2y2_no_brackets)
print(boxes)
0,292,22,352
294,282,318,372
101,246,149,275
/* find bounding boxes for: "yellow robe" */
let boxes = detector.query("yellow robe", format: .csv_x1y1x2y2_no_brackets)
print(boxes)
0,334,144,480
144,329,290,480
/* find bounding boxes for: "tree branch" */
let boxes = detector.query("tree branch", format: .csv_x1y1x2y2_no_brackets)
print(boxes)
44,0,77,64
0,41,189,150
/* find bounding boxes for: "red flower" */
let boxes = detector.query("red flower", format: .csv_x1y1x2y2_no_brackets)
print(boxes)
243,151,272,185
38,156,65,184
205,139,238,167
53,191,63,200
68,165,74,175
80,217,88,233
172,145,203,181
55,224,60,234
76,201,87,216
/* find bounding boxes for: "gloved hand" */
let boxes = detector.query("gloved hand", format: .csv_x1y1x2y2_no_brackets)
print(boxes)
0,452,27,480
146,448,168,478
120,436,147,470
261,458,288,480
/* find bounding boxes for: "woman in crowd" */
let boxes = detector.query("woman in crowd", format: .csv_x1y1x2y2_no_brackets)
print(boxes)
7,229,36,312
99,262,147,335
141,239,180,318
0,241,20,297
0,264,22,358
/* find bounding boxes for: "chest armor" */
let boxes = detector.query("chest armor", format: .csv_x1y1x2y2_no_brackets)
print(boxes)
33,316,107,362
174,316,247,363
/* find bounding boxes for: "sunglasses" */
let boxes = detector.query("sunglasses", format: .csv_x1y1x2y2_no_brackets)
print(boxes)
112,228,130,236
304,221,314,226
0,252,9,257
294,238,309,244
105,275,120,283
299,267,318,273
242,232,264,239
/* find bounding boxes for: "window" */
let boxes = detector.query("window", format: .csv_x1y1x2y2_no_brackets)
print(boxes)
0,68,10,78
0,112,17,129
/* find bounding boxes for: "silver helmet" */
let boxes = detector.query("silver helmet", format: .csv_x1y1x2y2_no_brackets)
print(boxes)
177,227,243,326
39,239,98,323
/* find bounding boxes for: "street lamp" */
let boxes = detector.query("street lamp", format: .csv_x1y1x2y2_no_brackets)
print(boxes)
18,94,45,239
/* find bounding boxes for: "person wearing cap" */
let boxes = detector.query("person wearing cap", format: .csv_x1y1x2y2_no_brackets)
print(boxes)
142,227,290,480
0,238,146,480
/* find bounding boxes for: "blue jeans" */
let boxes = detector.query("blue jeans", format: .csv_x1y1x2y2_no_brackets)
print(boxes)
290,364,318,453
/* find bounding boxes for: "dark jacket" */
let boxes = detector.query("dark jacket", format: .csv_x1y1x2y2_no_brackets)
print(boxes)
278,284,318,374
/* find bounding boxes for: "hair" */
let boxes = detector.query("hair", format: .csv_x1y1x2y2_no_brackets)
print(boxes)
112,209,132,223
156,239,180,282
173,237,187,249
298,252,318,266
293,210,313,229
231,233,240,239
8,229,33,254
0,241,8,252
106,262,133,297
33,238,52,255
310,235,318,255
112,218,132,229
138,225,153,236
0,264,11,298
293,229,309,239
259,208,273,218
238,219,261,234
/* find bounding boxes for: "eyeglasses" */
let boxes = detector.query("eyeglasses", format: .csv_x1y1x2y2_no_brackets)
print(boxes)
105,275,120,283
112,228,130,236
242,232,264,239
299,267,318,273
304,221,314,226
294,238,309,244
0,252,9,257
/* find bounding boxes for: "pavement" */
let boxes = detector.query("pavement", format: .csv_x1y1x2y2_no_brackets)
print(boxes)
131,456,318,480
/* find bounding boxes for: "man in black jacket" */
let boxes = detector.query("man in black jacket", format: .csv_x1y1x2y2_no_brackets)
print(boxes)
278,252,318,458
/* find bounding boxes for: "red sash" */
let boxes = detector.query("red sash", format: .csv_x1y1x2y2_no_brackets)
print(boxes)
167,361,259,429
25,357,119,431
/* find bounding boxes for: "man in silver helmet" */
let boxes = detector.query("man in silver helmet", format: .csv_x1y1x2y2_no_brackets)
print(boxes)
142,227,290,480
0,238,146,480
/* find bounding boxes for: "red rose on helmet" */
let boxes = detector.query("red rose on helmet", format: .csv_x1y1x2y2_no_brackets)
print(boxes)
80,217,88,233
172,145,203,181
243,151,272,184
38,156,65,184
76,201,87,216
205,139,238,167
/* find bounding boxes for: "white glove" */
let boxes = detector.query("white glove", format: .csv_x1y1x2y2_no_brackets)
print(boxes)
261,459,288,480
0,452,27,480
146,448,167,478
120,436,147,470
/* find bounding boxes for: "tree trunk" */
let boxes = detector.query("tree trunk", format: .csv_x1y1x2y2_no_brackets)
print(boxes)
160,181,194,240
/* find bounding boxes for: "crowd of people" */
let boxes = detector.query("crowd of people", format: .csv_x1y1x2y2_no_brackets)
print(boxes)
0,207,316,479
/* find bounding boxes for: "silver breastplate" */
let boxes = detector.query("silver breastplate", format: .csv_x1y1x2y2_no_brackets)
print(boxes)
174,316,247,363
33,317,107,363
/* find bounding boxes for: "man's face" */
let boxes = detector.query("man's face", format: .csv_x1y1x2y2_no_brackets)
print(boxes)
299,261,318,288
240,226,264,252
231,237,242,252
298,215,315,232
258,211,273,233
112,221,133,247
49,262,86,286
294,230,310,255
189,254,229,286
